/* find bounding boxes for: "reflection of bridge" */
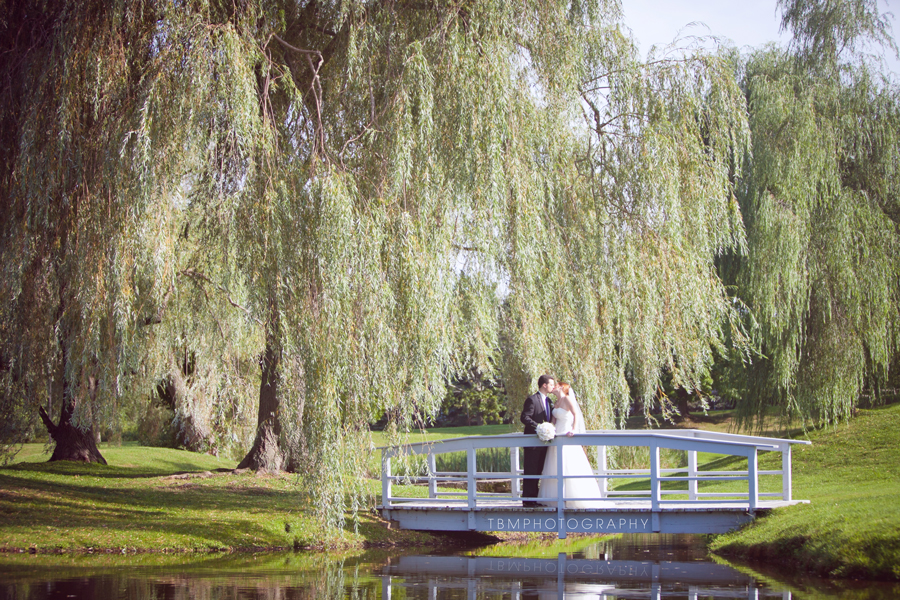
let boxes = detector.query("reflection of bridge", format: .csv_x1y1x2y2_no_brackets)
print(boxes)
380,554,793,599
379,430,809,538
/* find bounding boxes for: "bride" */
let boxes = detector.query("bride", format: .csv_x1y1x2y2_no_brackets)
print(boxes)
538,382,604,508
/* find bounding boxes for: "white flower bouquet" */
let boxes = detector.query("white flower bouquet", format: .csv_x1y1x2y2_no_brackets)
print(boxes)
535,422,556,443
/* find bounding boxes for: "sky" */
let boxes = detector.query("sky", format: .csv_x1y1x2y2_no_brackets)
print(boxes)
620,0,900,74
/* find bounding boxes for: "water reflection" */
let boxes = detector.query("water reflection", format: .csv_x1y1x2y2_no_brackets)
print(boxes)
1,535,898,600
382,550,781,599
0,552,378,600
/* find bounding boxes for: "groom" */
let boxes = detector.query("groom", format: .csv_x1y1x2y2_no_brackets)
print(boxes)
520,374,556,506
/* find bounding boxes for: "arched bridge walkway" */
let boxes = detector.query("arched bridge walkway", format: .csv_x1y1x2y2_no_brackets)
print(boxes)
379,430,809,538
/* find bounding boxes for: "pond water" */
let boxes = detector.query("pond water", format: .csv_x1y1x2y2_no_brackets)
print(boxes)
1,534,897,599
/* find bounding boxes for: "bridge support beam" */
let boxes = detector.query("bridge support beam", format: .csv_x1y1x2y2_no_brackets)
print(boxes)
384,507,757,537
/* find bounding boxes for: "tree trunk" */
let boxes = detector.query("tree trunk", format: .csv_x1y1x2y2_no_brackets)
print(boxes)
36,181,106,464
674,389,692,422
237,306,284,471
39,310,106,464
39,389,107,465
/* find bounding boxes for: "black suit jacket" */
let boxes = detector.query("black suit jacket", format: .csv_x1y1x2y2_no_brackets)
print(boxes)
521,392,553,434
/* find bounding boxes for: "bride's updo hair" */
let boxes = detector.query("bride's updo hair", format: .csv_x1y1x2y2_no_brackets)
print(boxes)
557,382,571,396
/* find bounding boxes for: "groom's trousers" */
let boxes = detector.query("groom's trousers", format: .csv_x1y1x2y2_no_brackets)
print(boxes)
522,445,549,500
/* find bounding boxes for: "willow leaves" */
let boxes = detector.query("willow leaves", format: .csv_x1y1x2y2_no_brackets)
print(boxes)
3,0,896,536
732,0,900,427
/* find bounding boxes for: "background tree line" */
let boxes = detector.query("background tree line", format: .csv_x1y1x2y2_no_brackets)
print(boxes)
1,0,897,531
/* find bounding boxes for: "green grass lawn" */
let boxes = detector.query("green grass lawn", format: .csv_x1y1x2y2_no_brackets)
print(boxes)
0,443,437,552
709,403,900,580
0,428,517,554
370,423,519,444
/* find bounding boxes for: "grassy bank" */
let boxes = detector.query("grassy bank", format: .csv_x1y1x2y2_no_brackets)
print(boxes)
0,427,525,554
709,402,900,580
0,443,443,553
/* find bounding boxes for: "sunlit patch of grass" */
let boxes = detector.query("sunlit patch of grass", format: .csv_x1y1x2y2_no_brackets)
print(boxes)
0,446,440,553
369,424,518,447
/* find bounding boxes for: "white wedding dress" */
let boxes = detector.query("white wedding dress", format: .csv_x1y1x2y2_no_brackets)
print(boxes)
538,407,604,508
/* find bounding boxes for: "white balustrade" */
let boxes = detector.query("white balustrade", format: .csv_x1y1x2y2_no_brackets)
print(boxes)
380,430,809,512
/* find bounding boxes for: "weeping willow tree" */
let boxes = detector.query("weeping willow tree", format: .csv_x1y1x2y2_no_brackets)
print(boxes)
0,1,173,462
516,33,752,426
0,0,262,462
730,0,900,427
205,0,752,488
0,0,754,531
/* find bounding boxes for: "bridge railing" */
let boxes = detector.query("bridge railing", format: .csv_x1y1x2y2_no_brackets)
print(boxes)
380,430,810,511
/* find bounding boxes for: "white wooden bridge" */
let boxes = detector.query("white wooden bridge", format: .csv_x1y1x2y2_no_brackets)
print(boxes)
379,430,810,538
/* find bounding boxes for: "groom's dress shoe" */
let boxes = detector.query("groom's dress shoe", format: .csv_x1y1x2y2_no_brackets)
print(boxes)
523,501,538,507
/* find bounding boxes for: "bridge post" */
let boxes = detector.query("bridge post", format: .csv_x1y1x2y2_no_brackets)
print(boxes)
748,447,759,511
596,444,608,498
466,448,476,510
688,450,698,501
557,440,566,539
780,442,792,502
510,447,520,500
382,451,392,509
650,442,660,512
428,453,437,499
466,447,477,530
